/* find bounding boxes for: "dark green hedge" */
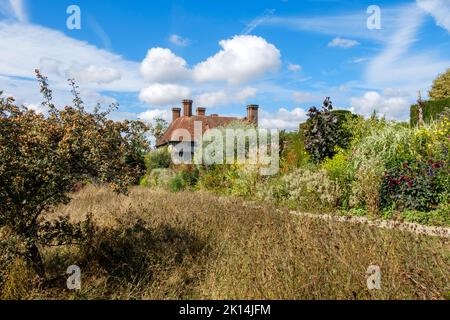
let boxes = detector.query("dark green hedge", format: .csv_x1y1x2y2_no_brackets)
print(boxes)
411,98,450,126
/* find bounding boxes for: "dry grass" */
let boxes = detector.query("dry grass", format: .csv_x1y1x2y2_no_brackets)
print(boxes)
5,185,449,300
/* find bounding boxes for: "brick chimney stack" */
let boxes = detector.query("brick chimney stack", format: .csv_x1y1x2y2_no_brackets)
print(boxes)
183,99,193,117
196,107,206,116
172,107,181,122
247,105,259,126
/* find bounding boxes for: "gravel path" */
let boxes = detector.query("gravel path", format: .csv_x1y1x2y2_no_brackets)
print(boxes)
290,211,450,238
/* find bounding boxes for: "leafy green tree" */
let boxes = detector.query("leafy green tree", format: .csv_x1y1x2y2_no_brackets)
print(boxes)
0,70,149,277
429,68,450,100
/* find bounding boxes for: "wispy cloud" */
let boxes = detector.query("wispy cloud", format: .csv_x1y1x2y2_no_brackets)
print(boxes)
0,0,28,23
328,37,360,48
365,4,449,91
417,0,450,33
242,9,276,35
261,6,413,43
87,16,112,50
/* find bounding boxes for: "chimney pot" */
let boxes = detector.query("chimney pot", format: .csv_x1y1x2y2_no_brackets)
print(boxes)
247,105,259,126
182,99,193,117
172,108,181,122
196,107,206,116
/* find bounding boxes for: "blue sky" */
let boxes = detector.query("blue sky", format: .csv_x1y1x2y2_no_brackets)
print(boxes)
0,0,449,129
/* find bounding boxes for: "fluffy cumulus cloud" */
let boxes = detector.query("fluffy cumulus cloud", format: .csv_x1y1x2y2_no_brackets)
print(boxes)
140,48,189,83
66,65,122,84
350,91,411,120
260,107,308,130
192,35,281,84
138,108,171,123
327,37,359,48
139,83,191,106
417,0,450,33
196,87,257,107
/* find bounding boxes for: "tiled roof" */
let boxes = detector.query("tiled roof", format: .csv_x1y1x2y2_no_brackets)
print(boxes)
156,115,242,147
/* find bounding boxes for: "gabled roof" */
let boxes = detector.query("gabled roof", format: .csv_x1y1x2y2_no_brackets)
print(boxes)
156,115,241,147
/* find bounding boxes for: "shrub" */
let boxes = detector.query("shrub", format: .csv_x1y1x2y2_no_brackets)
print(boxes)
401,203,450,227
410,99,450,126
280,130,309,173
145,147,172,172
0,71,149,277
350,157,384,215
258,168,341,212
321,152,354,209
381,159,449,212
303,98,351,163
169,167,199,192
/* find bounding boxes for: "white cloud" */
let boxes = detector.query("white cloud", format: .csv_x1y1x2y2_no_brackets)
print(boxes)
66,65,122,84
365,4,450,91
417,0,450,33
242,9,276,35
0,22,142,92
260,107,308,130
138,108,171,123
288,63,302,72
24,103,45,114
192,35,281,84
168,34,190,47
196,87,257,107
328,37,359,48
264,7,408,43
350,91,411,120
139,83,191,106
140,48,189,83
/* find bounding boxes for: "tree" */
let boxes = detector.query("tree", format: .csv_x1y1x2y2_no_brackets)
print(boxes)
429,68,450,100
149,117,169,146
303,97,350,163
0,70,149,277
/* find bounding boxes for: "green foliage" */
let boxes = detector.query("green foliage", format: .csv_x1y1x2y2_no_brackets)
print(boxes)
145,147,172,172
410,98,450,126
0,70,149,277
321,152,354,209
381,159,449,212
141,169,176,190
303,98,352,163
257,168,341,212
280,130,309,172
169,167,199,192
401,203,450,227
429,68,450,100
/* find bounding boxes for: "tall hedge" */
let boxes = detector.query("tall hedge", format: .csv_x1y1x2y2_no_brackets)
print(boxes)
410,98,450,126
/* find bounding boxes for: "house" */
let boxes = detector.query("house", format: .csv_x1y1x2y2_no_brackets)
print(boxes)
156,99,259,161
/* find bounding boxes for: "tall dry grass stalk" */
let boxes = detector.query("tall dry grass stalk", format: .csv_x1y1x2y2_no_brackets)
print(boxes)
5,185,448,300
